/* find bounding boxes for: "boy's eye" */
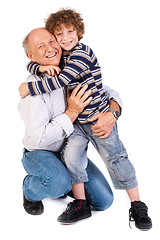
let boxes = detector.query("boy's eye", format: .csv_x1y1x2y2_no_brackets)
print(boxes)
57,33,62,36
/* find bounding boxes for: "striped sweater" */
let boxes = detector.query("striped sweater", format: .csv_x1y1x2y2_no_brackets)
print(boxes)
27,43,110,124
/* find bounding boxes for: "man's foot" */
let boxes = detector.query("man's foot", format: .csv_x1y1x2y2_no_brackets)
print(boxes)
129,201,152,230
23,195,44,215
57,199,91,224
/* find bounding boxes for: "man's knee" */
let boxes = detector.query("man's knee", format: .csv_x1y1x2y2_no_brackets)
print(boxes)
96,190,114,211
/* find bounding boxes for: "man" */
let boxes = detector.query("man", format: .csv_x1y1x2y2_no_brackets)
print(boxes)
18,28,122,216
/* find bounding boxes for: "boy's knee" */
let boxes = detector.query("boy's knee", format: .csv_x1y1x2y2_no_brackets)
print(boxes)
108,151,136,182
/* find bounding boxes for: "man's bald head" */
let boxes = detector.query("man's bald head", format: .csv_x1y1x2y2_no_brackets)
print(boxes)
23,28,45,53
22,28,62,66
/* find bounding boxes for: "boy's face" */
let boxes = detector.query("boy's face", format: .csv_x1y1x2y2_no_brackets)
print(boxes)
54,24,79,51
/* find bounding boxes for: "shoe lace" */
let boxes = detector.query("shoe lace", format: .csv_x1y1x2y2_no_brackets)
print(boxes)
129,205,148,228
129,208,134,228
63,202,81,216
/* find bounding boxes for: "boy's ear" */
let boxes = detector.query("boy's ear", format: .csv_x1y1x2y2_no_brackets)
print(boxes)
26,52,33,60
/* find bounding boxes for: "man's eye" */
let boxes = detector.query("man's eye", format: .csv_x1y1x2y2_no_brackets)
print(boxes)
38,45,44,49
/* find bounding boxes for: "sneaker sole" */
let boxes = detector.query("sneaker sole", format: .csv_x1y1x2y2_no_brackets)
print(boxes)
24,207,44,215
135,223,152,231
58,213,92,224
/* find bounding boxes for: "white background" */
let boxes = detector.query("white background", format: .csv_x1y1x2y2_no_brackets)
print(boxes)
0,0,160,239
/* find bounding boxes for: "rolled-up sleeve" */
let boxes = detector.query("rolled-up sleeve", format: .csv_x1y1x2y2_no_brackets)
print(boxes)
53,113,74,137
103,85,123,110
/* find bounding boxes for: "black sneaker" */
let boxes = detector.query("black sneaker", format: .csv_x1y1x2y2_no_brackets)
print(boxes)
23,195,44,215
57,199,91,224
129,201,152,230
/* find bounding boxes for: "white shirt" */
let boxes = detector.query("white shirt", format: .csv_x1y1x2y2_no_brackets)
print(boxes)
18,74,123,152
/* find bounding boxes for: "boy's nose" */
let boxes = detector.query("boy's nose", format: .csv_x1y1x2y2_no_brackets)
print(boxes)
63,32,68,41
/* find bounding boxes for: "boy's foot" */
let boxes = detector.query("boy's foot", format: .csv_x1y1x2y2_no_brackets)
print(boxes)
23,195,44,215
57,199,91,224
129,201,152,230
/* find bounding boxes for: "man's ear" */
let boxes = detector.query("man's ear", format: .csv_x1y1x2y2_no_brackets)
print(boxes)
26,52,33,60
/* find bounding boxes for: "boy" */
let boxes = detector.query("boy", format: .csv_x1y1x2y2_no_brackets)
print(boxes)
19,9,152,229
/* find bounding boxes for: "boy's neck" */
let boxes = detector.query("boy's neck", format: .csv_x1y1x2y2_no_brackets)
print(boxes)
62,42,79,56
63,50,72,56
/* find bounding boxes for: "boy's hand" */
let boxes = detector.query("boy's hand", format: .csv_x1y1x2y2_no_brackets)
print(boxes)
39,65,61,76
18,82,30,99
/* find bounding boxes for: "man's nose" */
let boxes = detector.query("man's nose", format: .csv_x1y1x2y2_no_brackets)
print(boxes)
46,44,53,52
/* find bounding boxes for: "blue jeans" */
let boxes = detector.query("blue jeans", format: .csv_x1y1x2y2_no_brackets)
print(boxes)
63,122,138,189
22,150,113,211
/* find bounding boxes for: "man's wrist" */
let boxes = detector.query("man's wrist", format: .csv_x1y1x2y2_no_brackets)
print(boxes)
65,109,79,123
107,109,121,120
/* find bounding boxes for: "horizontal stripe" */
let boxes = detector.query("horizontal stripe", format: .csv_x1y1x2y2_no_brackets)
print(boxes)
27,43,109,123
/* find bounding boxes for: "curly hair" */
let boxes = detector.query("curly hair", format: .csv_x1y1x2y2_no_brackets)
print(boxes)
45,8,85,41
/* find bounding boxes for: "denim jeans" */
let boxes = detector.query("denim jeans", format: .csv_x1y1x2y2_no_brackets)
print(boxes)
63,122,138,189
22,150,113,211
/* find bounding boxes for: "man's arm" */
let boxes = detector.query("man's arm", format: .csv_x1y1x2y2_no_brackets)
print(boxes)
18,83,92,147
88,85,122,139
103,85,123,110
18,93,72,148
65,84,92,123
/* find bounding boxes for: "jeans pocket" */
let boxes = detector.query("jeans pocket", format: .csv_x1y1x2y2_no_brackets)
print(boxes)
108,151,136,182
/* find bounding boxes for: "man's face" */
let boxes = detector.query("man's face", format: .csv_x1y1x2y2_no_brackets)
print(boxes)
27,28,62,66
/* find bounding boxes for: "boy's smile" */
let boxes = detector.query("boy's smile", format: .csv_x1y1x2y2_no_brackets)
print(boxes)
54,24,79,51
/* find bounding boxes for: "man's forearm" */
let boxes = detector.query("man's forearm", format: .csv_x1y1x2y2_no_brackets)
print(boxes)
64,109,79,123
103,85,123,110
109,99,121,114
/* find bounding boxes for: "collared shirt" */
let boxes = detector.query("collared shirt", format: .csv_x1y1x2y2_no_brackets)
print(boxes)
18,74,123,152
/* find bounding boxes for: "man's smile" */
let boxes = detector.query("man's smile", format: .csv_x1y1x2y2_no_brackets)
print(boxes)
46,52,57,58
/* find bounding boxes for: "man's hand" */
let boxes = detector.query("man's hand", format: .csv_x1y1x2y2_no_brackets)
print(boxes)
67,84,92,113
65,84,92,123
39,65,61,76
88,99,121,138
18,82,30,99
88,112,117,139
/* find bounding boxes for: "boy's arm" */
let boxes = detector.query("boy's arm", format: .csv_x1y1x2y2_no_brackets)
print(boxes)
27,61,41,75
18,83,92,147
27,52,90,96
27,61,61,76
